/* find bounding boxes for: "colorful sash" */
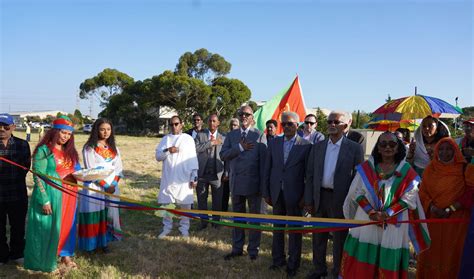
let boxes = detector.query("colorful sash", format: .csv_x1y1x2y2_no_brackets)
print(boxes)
356,161,431,253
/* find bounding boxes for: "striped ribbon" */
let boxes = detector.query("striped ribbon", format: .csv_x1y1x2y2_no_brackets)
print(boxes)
0,156,469,233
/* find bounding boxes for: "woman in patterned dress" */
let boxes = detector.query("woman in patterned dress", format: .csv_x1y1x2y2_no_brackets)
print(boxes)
340,132,429,278
78,118,123,252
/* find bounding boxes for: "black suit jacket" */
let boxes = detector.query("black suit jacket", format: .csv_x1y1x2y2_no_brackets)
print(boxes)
346,130,365,145
304,137,364,214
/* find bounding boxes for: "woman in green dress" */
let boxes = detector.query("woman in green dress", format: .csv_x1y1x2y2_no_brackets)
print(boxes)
24,116,80,273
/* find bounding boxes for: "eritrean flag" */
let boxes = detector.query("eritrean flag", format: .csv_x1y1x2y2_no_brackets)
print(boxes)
253,76,307,134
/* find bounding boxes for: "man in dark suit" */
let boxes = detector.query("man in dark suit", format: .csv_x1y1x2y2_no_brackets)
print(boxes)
220,105,266,261
263,111,311,277
304,111,364,279
221,118,240,212
195,114,225,230
344,113,365,145
185,113,204,139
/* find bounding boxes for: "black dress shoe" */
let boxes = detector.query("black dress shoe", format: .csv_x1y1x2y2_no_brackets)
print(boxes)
286,267,297,277
249,254,258,261
306,271,328,279
224,252,243,260
197,224,208,231
269,262,286,270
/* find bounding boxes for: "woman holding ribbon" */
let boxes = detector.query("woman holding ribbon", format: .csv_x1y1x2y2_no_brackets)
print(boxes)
416,138,471,278
78,118,123,252
341,132,429,278
24,116,81,272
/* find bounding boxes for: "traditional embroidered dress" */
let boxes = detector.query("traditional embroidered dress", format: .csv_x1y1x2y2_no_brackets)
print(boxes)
417,138,471,278
24,145,80,272
340,158,430,279
78,145,123,251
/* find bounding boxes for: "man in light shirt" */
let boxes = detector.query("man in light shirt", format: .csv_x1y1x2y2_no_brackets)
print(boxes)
304,111,364,279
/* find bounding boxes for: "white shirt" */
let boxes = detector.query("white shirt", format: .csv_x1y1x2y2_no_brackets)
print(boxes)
322,136,343,189
191,129,198,139
238,127,251,152
209,130,218,140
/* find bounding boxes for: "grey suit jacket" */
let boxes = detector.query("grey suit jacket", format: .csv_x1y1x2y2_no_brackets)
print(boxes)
304,136,364,213
195,129,225,180
219,127,267,196
263,135,311,206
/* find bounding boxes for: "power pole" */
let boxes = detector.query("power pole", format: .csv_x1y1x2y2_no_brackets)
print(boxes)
76,91,80,112
89,98,93,118
455,97,459,134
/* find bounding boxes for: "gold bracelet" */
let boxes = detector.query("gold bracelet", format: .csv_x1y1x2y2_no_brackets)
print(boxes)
449,205,457,212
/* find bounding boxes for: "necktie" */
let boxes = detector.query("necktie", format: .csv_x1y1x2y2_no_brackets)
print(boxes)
241,131,247,141
210,134,215,140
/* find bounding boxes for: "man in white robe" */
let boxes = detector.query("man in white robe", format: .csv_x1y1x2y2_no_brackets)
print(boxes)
155,115,198,238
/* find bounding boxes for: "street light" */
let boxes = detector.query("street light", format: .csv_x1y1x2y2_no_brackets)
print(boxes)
455,97,459,133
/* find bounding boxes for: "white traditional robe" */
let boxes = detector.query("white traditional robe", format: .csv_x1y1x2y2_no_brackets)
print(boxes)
155,133,198,205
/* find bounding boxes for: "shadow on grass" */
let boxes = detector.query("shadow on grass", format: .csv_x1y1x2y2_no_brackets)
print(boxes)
122,170,160,191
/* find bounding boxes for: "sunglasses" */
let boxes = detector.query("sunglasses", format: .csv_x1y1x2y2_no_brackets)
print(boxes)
305,121,316,125
378,141,398,148
281,122,296,127
0,124,12,131
239,112,252,118
327,120,343,125
169,122,181,127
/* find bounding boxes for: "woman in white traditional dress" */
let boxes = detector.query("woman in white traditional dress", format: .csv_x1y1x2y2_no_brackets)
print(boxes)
78,118,123,252
340,132,430,279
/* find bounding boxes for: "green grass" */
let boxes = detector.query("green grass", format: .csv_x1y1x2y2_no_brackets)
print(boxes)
2,131,415,278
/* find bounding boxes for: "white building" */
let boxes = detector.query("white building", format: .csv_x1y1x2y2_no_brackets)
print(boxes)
8,110,68,125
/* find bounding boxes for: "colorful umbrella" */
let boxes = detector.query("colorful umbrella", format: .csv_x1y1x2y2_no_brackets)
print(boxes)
365,119,420,132
373,94,462,120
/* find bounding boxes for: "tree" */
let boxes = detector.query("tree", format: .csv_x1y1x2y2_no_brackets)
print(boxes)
79,68,134,107
247,101,258,113
210,77,251,122
462,106,474,118
44,115,56,124
155,71,212,122
315,108,328,136
175,48,231,83
351,110,371,129
97,50,252,134
73,109,84,125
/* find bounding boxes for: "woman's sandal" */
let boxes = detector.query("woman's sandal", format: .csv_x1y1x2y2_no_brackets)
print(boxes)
65,261,78,269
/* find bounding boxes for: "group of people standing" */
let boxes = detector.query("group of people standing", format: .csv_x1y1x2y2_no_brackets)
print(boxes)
0,114,123,273
153,106,473,279
1,108,473,278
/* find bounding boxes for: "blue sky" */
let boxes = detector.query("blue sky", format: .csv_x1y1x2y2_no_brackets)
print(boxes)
1,0,472,117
